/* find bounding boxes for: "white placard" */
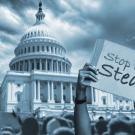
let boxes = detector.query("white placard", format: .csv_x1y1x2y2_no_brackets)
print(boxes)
90,39,135,100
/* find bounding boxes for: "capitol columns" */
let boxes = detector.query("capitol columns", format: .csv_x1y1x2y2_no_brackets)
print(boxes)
40,59,42,70
45,59,47,71
64,63,66,72
51,59,53,71
28,60,31,71
56,61,58,72
32,80,41,102
23,60,25,71
53,47,55,54
60,82,64,103
33,80,37,102
61,61,63,72
70,83,73,104
34,59,36,70
47,81,51,102
37,80,41,102
49,46,51,53
50,81,55,103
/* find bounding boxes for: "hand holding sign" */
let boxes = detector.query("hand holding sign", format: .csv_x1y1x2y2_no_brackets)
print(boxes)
79,63,98,87
76,63,98,101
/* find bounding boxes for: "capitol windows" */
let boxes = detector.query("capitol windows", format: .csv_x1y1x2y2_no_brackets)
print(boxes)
63,86,66,90
47,46,49,52
126,100,129,104
17,84,21,87
58,62,61,72
41,31,44,36
24,48,26,54
26,61,29,71
28,47,30,53
59,62,61,72
102,96,107,105
31,32,33,37
119,106,124,110
37,46,40,52
40,93,45,102
34,31,36,36
51,46,53,53
55,48,57,54
54,94,59,103
42,62,45,70
20,62,22,71
47,60,51,71
54,85,57,89
53,61,56,71
63,95,66,102
42,46,44,52
32,62,34,70
36,60,40,70
32,46,35,52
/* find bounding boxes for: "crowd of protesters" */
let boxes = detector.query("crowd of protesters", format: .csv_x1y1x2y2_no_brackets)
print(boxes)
0,63,135,135
1,110,135,135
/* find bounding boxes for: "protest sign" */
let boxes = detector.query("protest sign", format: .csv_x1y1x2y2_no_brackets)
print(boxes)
90,39,135,100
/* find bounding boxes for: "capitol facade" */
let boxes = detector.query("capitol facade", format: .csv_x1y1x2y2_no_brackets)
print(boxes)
0,1,134,118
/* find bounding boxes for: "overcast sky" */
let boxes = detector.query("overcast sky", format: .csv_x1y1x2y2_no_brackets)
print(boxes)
0,0,135,82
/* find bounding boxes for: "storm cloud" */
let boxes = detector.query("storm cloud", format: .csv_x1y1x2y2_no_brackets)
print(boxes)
0,0,135,82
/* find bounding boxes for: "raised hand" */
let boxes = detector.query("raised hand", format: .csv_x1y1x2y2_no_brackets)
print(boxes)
78,63,98,88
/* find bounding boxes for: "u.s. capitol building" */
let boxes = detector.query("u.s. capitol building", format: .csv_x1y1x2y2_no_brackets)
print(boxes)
0,1,134,118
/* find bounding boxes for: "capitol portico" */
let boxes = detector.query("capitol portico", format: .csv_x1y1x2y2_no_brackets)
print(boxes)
0,1,134,118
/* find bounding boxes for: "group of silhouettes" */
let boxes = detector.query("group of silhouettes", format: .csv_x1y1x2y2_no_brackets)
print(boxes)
0,111,135,135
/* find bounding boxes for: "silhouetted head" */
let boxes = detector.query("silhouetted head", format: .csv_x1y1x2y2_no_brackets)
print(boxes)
63,113,74,127
95,118,108,135
22,117,39,135
47,117,71,135
98,116,104,121
108,118,132,135
52,127,74,135
42,116,54,134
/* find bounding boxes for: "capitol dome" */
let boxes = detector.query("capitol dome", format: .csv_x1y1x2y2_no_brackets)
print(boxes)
21,22,56,42
20,23,55,42
9,1,71,74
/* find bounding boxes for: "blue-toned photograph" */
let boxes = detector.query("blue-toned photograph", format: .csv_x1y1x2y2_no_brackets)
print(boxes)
0,0,135,135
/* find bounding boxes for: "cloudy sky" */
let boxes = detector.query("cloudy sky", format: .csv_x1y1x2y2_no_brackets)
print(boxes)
0,0,135,82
